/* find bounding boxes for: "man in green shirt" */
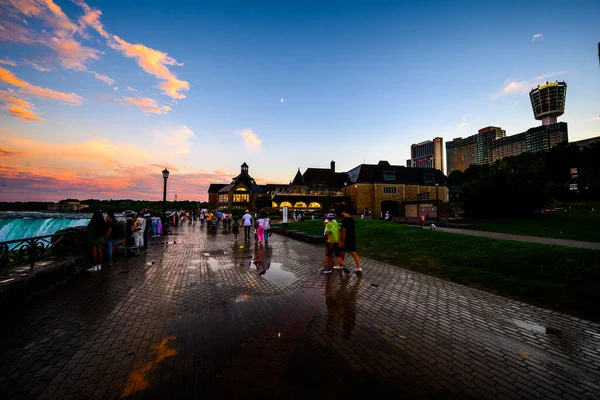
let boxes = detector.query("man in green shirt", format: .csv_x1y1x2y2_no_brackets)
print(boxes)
321,213,341,274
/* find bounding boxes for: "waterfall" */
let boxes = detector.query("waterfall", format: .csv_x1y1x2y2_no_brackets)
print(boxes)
0,214,91,243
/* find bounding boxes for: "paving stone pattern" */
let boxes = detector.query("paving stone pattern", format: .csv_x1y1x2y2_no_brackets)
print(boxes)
1,224,599,399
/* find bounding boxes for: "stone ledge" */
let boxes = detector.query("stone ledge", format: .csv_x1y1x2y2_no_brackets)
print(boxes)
270,227,326,244
0,256,85,307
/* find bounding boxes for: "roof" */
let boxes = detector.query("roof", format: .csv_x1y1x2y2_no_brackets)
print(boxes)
302,168,348,189
291,169,306,186
208,184,227,193
346,161,447,185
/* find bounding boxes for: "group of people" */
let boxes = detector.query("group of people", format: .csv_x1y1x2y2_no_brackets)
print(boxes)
85,211,119,272
86,209,164,272
321,205,362,275
321,205,363,274
239,210,271,244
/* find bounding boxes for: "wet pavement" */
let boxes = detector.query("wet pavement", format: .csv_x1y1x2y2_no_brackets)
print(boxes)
1,223,599,399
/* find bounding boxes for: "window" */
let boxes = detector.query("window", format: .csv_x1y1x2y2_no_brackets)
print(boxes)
233,193,249,203
383,187,397,194
280,201,292,208
218,194,228,204
383,172,396,181
308,202,321,209
418,192,430,201
294,202,307,208
272,201,278,208
423,174,436,183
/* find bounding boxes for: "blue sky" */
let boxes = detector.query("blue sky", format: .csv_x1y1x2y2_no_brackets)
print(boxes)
0,0,599,201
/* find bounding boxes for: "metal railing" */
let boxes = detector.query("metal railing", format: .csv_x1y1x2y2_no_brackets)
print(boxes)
0,232,70,271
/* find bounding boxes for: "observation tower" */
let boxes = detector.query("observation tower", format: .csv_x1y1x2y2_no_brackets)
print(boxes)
529,81,567,126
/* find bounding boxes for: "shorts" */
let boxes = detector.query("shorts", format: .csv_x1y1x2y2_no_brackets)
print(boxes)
89,237,104,246
232,227,239,234
341,240,356,253
325,243,340,257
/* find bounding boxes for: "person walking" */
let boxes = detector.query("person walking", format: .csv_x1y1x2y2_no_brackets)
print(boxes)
132,211,146,249
86,211,105,272
264,215,271,244
321,213,341,274
232,218,240,241
256,214,265,245
143,209,152,249
104,211,117,267
338,206,361,274
157,216,163,235
242,210,253,241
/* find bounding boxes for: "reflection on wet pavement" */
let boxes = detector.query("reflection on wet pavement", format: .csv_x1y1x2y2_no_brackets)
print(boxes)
0,223,599,399
120,336,178,398
259,262,297,286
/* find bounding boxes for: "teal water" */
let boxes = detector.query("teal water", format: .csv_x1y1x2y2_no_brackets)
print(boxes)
0,212,91,243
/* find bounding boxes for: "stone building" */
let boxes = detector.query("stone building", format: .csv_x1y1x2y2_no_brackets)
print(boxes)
207,163,268,210
208,160,448,218
345,161,448,218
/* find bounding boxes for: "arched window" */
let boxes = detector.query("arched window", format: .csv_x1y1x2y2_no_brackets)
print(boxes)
280,201,292,208
294,202,307,208
271,201,278,208
308,202,321,209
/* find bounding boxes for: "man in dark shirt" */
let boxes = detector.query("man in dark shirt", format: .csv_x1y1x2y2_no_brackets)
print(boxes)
338,206,362,274
104,211,117,266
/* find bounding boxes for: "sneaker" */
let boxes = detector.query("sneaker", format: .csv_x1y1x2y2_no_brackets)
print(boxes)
95,265,102,271
342,267,351,275
234,239,237,242
86,267,96,272
320,268,332,274
333,265,343,270
355,268,363,274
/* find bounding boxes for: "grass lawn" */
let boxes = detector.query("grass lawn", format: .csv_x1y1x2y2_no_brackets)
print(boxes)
275,219,600,322
447,212,600,242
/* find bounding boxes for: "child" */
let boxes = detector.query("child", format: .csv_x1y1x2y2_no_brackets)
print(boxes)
232,218,240,242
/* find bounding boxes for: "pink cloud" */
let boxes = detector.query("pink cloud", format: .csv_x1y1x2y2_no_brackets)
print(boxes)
110,35,189,99
0,58,17,67
236,129,262,151
90,71,115,86
124,97,171,115
0,66,84,104
0,133,233,201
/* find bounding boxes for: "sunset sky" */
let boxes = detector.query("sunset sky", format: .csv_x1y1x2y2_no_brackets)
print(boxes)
1,0,599,202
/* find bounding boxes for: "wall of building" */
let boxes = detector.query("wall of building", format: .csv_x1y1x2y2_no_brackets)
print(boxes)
350,183,448,218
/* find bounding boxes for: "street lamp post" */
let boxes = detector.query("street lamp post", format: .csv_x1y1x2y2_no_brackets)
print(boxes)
435,183,440,222
162,168,169,231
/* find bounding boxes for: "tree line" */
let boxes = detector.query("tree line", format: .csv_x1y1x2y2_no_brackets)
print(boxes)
448,142,600,218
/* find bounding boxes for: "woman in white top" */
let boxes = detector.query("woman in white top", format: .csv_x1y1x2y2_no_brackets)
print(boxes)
132,212,146,248
256,216,265,245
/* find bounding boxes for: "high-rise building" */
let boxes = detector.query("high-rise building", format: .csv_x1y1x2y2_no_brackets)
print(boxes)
445,127,504,173
408,137,444,172
529,81,567,126
492,122,568,161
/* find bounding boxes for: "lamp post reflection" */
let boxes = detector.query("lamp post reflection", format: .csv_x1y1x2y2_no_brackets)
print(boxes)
162,168,169,229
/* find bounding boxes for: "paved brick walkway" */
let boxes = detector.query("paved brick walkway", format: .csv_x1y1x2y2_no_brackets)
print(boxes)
1,224,600,399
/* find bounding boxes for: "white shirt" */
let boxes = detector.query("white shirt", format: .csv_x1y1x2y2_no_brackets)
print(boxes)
264,217,270,229
242,213,252,226
257,218,265,227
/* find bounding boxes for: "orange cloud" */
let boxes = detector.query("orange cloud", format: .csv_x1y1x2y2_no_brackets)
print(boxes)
0,66,84,104
124,97,171,115
0,132,233,201
73,0,108,38
153,125,195,155
236,129,262,151
46,36,100,70
5,0,78,37
110,35,189,99
0,90,44,121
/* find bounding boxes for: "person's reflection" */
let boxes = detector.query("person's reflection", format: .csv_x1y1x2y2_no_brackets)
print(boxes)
240,242,253,269
325,275,361,339
256,244,272,276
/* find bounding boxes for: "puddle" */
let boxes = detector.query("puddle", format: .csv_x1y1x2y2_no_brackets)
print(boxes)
207,259,229,272
260,262,297,286
186,266,198,270
512,319,550,334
